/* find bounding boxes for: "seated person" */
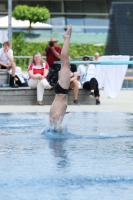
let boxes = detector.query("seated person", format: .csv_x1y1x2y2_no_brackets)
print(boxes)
0,41,18,87
70,62,79,105
77,55,100,105
28,52,52,105
93,52,100,61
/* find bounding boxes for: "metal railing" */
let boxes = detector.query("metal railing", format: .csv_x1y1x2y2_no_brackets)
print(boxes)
14,56,133,89
74,55,133,89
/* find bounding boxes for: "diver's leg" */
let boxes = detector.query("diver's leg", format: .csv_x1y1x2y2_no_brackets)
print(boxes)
58,25,72,89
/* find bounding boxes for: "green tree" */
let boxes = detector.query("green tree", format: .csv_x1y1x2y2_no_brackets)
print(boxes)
12,5,50,33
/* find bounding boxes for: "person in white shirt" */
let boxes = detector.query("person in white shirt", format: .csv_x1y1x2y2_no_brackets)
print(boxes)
77,55,100,105
93,52,100,61
0,41,17,87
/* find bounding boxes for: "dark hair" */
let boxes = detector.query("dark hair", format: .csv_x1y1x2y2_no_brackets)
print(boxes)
83,55,89,60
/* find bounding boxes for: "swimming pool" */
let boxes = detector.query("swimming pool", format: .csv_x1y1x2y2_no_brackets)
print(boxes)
0,112,133,200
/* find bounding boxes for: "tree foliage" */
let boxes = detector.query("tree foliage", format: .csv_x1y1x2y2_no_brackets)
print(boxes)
12,33,105,71
12,5,50,31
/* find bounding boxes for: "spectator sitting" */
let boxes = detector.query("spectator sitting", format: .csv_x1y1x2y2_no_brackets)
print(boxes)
69,61,80,105
0,41,18,87
28,52,52,105
42,38,62,87
93,52,100,61
77,55,100,105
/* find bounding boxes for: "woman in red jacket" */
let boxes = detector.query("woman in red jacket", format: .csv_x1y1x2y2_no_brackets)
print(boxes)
28,52,52,105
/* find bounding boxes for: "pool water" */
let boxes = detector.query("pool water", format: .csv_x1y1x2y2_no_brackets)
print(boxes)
0,112,133,200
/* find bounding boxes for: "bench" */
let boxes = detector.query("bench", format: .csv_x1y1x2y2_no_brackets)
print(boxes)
0,87,95,105
0,69,10,85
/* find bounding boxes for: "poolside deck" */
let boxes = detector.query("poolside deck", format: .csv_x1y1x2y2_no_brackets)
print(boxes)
0,90,132,113
0,69,132,109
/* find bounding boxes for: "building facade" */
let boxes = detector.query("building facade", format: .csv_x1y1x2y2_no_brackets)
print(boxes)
0,0,133,44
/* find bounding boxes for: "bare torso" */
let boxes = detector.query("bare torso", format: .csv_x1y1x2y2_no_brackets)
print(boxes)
49,94,68,128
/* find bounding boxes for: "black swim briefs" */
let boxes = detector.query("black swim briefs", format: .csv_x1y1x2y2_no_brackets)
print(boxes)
0,65,7,69
55,83,69,94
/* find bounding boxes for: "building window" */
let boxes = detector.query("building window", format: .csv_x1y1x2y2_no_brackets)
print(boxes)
49,1,62,12
83,1,108,13
66,16,84,26
13,1,62,13
84,15,109,26
50,15,65,26
0,2,7,11
64,1,82,13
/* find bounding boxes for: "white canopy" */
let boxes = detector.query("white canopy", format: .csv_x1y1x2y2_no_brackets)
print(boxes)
0,30,8,43
0,16,52,29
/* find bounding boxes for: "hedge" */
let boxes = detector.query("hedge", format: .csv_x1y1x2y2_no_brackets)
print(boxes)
12,33,105,71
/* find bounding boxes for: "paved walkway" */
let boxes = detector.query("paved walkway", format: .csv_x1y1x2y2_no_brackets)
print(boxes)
0,90,132,113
